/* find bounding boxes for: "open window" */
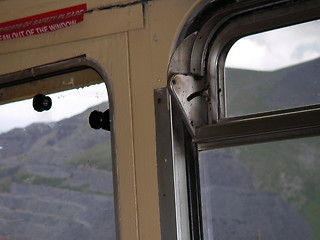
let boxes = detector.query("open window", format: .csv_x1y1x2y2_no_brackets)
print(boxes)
166,0,320,239
225,20,320,117
0,59,116,240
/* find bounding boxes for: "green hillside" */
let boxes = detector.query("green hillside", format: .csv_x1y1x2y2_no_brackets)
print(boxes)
225,68,276,116
216,121,320,239
68,141,112,171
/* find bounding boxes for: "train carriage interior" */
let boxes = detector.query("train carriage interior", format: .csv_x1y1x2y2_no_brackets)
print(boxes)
0,0,319,239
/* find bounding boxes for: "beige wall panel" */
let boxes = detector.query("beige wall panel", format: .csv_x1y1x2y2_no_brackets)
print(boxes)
147,0,197,89
0,4,144,55
0,0,141,21
127,0,196,239
128,25,160,239
0,33,139,240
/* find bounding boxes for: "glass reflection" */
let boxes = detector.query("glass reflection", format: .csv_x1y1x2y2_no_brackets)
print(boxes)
199,137,320,240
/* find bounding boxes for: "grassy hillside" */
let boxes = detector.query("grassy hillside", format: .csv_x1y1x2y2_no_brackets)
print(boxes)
215,135,320,239
68,141,112,171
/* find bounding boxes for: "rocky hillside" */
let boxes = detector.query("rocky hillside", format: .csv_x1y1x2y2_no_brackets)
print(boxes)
0,103,115,240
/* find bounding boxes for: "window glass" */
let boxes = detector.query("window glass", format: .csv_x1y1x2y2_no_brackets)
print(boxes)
199,136,320,240
224,20,320,117
0,70,115,239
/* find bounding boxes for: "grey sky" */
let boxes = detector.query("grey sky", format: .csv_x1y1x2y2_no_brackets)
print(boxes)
0,83,108,133
226,19,320,71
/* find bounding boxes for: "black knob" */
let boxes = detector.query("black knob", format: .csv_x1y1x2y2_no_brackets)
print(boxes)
89,109,110,131
33,94,52,112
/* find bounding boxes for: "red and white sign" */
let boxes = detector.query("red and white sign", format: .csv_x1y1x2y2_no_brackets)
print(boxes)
0,4,87,41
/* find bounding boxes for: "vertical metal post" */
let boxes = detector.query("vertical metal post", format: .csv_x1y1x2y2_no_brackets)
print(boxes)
154,87,191,240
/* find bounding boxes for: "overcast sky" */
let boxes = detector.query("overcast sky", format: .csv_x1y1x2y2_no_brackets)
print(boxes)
0,83,108,133
226,19,320,71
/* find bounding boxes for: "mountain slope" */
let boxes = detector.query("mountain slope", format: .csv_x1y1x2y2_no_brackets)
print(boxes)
0,103,115,240
203,58,320,239
225,57,320,116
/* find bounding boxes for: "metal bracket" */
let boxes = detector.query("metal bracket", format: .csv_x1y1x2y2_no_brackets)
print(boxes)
169,74,208,136
168,33,209,136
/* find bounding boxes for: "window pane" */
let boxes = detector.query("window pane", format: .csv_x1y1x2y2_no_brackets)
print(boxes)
225,20,320,117
0,71,115,239
199,136,320,240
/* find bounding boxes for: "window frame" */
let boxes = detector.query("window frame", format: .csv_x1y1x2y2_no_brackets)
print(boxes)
0,56,119,239
195,0,320,238
168,1,320,239
155,88,202,240
209,0,320,121
197,0,320,149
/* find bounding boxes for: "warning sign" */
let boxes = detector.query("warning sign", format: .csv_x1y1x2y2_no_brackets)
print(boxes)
0,4,87,41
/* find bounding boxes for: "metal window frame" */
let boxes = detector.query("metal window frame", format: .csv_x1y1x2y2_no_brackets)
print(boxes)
166,0,320,239
209,0,320,121
155,88,203,240
168,0,320,137
192,1,320,238
196,0,320,149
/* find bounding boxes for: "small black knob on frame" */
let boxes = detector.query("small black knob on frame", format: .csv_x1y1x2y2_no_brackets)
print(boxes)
33,94,52,112
89,109,110,131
